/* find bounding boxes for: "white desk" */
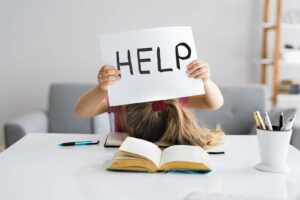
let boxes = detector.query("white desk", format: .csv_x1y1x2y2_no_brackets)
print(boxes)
0,134,299,200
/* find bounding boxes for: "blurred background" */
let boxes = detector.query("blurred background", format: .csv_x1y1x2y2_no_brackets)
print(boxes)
1,0,300,150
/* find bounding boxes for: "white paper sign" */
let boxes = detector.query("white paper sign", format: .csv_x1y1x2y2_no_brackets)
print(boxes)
100,26,205,106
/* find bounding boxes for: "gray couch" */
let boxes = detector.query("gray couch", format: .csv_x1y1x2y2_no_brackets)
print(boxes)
4,83,300,150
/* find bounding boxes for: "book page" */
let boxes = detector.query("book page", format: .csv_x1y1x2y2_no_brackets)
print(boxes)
105,132,226,153
105,132,172,148
160,145,207,167
119,137,162,167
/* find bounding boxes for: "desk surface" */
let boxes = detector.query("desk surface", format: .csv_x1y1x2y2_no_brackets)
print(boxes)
0,134,299,200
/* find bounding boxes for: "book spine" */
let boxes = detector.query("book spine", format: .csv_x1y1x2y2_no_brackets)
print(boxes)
278,83,300,94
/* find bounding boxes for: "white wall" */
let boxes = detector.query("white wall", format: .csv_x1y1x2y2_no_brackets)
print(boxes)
0,0,263,147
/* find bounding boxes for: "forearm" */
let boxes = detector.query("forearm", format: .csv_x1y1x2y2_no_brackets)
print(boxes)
74,85,108,117
202,79,224,109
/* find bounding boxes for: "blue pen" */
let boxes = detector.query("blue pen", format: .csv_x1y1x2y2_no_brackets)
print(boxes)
59,140,99,146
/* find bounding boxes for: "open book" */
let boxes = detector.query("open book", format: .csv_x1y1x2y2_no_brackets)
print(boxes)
104,132,171,148
104,132,225,154
107,137,211,173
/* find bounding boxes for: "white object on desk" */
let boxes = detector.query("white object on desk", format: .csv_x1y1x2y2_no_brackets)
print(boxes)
0,134,300,200
186,192,279,200
255,128,292,173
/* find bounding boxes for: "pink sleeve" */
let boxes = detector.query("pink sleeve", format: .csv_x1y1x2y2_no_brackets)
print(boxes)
178,97,189,109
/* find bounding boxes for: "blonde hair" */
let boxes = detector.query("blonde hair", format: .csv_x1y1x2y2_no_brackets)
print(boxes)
122,99,224,149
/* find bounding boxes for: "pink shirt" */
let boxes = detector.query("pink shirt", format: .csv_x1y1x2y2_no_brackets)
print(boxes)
105,97,189,132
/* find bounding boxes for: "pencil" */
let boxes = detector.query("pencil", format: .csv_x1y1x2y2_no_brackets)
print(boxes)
253,112,261,128
255,111,266,130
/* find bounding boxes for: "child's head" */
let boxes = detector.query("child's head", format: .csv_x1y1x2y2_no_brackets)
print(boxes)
121,99,224,149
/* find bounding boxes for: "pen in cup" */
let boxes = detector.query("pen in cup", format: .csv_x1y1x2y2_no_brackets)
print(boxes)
282,114,296,131
254,112,261,129
254,111,266,130
254,110,296,132
264,112,273,131
279,112,284,131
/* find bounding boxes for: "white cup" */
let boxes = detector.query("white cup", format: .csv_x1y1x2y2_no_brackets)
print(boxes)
255,128,292,173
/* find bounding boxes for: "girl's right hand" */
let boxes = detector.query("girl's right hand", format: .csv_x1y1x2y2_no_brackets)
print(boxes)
97,65,121,91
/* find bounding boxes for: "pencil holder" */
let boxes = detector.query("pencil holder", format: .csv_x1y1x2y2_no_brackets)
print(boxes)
255,128,292,173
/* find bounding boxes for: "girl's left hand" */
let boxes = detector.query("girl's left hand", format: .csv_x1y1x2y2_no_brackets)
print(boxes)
186,60,210,83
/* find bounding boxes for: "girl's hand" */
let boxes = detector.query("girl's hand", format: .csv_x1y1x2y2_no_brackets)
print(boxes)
186,60,210,84
97,65,121,91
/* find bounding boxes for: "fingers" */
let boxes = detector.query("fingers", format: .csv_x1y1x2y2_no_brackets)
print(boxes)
188,67,208,78
187,62,208,74
99,75,121,83
187,59,207,69
98,65,121,90
187,59,199,68
186,60,210,79
187,60,208,71
100,65,118,71
98,69,121,78
99,66,120,75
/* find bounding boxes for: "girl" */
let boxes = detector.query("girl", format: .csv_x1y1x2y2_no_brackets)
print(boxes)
75,60,225,149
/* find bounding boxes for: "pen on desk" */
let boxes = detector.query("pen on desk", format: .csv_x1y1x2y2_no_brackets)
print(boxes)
208,152,225,155
59,140,99,146
283,114,296,131
279,112,284,130
264,112,273,130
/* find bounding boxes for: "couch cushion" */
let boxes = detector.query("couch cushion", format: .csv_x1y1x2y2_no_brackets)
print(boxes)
189,84,267,135
92,112,112,134
48,83,96,134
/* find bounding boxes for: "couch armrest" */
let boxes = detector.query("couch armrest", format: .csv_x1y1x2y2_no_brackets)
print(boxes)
4,111,48,148
291,122,300,150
